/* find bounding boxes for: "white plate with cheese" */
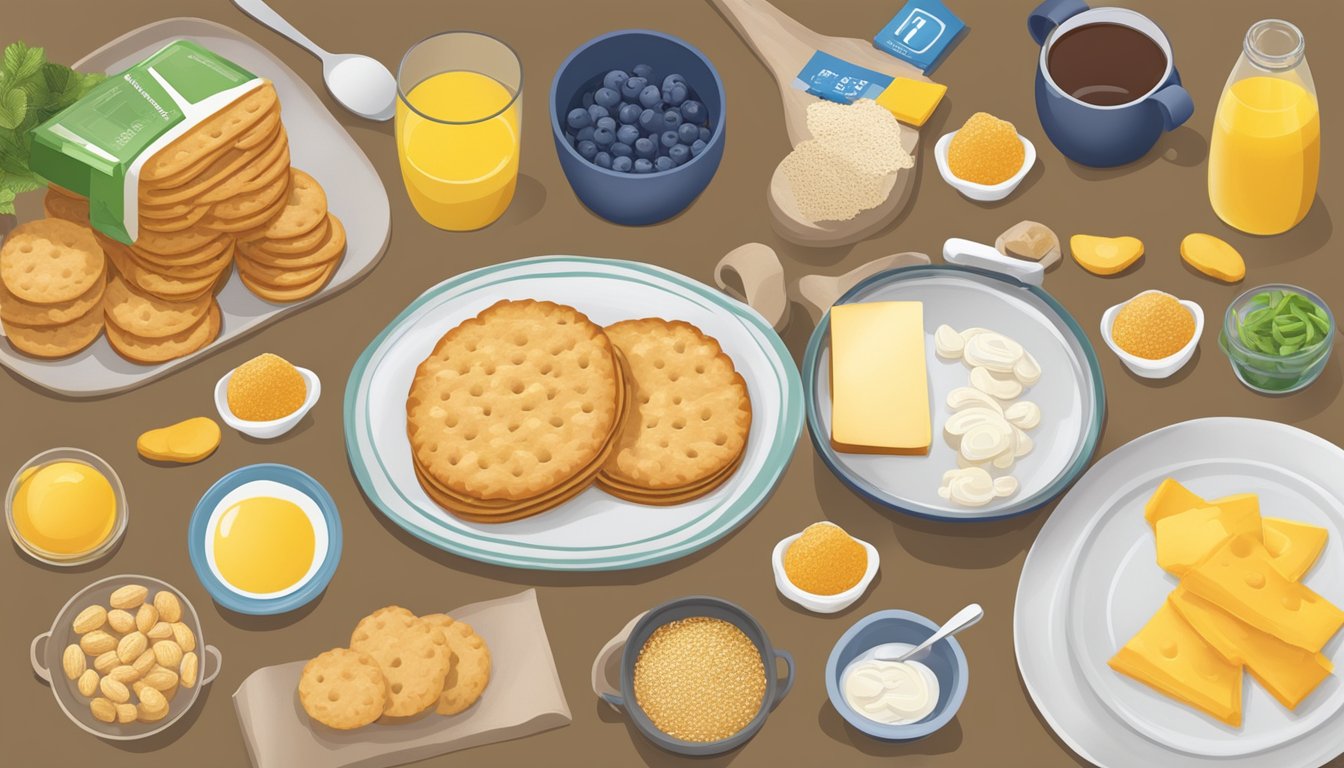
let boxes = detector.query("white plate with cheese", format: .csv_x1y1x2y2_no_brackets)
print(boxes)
802,264,1104,520
1017,418,1344,767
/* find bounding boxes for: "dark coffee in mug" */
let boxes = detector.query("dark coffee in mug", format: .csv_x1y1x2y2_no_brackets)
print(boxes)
1047,23,1166,106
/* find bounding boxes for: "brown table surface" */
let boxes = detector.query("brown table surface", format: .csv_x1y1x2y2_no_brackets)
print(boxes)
5,1,1343,766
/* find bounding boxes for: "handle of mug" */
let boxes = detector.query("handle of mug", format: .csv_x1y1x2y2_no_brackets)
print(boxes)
769,649,795,711
1151,84,1194,132
592,611,645,713
1028,0,1089,45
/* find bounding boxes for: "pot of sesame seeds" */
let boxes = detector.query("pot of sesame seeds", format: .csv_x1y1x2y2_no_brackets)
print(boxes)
592,596,794,755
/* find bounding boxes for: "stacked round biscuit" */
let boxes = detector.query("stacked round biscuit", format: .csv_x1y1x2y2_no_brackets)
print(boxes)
406,301,752,523
0,218,107,358
9,81,346,365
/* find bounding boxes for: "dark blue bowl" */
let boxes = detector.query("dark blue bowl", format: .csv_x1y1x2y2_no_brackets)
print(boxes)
550,30,725,226
825,610,968,741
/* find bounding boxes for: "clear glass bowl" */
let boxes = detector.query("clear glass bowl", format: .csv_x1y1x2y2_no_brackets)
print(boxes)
1218,284,1334,394
5,448,128,566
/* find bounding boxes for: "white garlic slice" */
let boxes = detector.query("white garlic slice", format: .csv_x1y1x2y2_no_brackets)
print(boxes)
934,324,965,359
960,327,991,343
1014,350,1042,386
963,332,1024,373
946,386,1003,414
991,448,1016,470
970,366,1024,400
960,420,1014,462
1004,400,1041,430
993,475,1019,497
940,467,997,507
944,406,1007,437
1013,426,1034,457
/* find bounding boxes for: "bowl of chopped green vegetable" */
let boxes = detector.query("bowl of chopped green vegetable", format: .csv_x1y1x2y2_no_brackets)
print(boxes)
1219,285,1335,394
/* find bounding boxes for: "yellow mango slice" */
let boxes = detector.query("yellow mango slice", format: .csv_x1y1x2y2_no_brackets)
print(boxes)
1071,234,1144,275
137,417,221,464
1180,233,1245,283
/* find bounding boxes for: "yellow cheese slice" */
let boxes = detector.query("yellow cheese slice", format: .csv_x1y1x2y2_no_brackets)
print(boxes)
1144,478,1208,528
1156,503,1261,577
1170,587,1333,710
829,301,931,455
1263,517,1328,581
875,78,947,128
1108,601,1243,727
1182,533,1344,652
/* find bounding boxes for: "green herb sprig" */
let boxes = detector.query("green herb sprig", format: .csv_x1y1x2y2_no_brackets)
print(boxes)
0,41,105,214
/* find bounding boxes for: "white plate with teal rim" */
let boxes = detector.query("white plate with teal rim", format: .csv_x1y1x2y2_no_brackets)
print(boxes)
344,256,803,571
1016,418,1344,767
803,264,1105,521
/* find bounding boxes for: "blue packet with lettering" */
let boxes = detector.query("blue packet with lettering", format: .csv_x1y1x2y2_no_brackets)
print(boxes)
874,0,966,74
793,51,893,105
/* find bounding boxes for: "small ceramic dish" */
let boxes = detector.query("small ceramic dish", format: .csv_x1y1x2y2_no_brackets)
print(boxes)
935,131,1037,202
188,463,342,615
30,574,222,740
5,447,128,567
214,365,320,439
1100,290,1204,379
826,609,968,741
771,524,879,614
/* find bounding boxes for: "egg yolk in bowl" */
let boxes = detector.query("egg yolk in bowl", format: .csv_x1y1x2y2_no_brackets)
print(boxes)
213,496,315,594
12,461,117,556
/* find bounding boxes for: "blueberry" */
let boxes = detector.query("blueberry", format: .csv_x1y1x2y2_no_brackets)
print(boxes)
680,100,704,124
602,70,629,91
638,84,663,110
662,81,688,106
669,144,690,165
638,108,660,134
616,124,640,145
587,104,609,123
566,107,592,130
611,141,633,158
654,156,675,172
633,158,654,174
660,130,680,150
632,63,654,79
594,126,616,147
672,123,695,145
612,155,633,172
621,76,647,101
576,126,595,143
582,91,595,108
699,125,711,142
690,139,707,157
634,137,657,159
577,140,598,160
594,87,621,109
618,103,642,125
662,109,683,131
596,116,617,133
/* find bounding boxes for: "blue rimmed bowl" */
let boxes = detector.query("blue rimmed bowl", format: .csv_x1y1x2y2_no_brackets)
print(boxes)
550,29,726,225
188,464,342,615
826,610,968,741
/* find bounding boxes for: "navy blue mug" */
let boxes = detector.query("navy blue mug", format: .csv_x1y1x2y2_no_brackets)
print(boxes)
1028,0,1193,167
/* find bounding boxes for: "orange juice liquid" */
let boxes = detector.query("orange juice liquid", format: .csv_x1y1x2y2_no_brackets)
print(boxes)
396,71,520,231
1209,76,1319,235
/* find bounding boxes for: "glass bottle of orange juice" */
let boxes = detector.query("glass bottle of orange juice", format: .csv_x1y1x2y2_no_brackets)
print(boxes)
1208,20,1319,236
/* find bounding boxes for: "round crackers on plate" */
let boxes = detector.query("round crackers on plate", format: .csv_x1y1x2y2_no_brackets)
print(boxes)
298,648,388,731
421,614,492,715
348,606,451,718
0,218,108,358
598,319,752,504
405,299,628,522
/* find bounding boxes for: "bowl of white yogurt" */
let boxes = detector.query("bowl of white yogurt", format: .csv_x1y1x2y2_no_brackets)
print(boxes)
825,610,968,740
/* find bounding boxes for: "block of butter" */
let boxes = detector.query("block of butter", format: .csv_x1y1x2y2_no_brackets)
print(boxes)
875,78,948,127
830,301,931,454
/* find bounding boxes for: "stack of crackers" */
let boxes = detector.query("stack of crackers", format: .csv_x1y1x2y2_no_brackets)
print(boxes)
299,606,491,731
5,81,347,364
406,299,751,523
0,219,107,359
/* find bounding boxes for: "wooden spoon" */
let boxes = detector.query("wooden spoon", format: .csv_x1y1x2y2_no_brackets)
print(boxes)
710,0,929,247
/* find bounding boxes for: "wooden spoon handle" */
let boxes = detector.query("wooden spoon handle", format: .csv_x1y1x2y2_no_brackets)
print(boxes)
708,0,817,83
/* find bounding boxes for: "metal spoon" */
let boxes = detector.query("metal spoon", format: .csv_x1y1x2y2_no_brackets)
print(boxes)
874,604,984,663
232,0,396,121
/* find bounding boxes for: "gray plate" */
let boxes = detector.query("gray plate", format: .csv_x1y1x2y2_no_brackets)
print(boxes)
0,17,390,398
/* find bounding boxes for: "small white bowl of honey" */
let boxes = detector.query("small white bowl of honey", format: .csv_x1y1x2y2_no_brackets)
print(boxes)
5,447,127,567
772,522,879,614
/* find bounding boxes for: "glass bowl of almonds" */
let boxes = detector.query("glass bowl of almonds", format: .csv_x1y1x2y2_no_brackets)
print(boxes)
29,574,222,739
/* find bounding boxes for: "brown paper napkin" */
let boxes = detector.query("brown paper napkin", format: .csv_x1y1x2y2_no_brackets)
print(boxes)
233,589,570,768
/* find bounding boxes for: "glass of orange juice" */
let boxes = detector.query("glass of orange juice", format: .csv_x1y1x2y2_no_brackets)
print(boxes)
396,32,522,231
